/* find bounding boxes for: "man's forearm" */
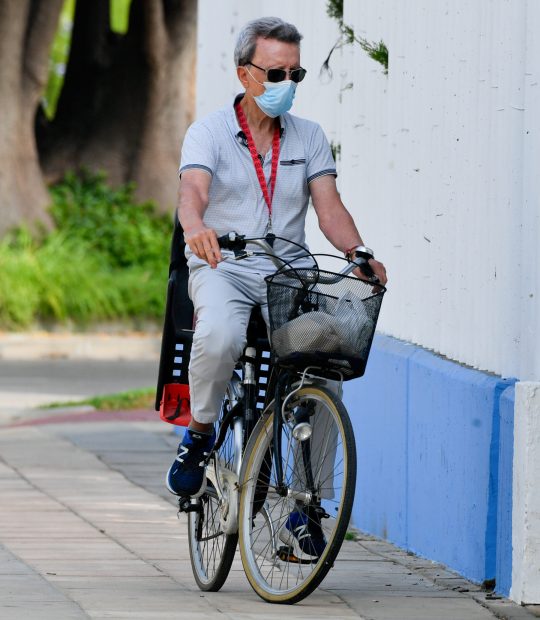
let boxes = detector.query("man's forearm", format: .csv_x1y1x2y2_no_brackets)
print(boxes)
177,181,209,235
176,174,221,268
318,204,364,254
178,202,205,235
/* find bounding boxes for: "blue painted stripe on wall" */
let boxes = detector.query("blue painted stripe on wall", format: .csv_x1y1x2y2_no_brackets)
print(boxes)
343,333,516,585
343,334,416,548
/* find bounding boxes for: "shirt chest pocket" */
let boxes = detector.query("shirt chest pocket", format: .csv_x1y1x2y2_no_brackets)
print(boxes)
280,158,306,166
275,157,308,203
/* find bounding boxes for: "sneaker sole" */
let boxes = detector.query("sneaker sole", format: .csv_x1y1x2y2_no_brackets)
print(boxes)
165,470,207,498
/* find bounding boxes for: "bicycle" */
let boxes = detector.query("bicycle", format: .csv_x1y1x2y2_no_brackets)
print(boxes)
174,233,385,603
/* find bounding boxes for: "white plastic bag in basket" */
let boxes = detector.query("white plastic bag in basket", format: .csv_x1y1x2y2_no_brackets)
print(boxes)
271,311,341,358
334,289,374,356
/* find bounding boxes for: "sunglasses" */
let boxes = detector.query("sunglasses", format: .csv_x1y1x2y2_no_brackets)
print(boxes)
247,62,307,84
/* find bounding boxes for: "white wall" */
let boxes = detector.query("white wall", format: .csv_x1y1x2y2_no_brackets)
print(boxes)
336,0,540,381
195,0,540,381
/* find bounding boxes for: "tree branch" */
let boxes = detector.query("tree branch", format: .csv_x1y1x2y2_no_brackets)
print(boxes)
23,0,64,102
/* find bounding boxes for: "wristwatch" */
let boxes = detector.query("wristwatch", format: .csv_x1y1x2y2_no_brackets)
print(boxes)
345,245,374,262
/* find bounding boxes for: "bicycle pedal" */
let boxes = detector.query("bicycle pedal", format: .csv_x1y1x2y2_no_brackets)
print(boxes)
311,505,330,518
277,545,318,565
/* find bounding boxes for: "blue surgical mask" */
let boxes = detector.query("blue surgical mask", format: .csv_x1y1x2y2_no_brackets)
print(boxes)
253,80,297,118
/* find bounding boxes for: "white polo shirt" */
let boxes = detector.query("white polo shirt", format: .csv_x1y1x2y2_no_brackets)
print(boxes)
179,95,337,272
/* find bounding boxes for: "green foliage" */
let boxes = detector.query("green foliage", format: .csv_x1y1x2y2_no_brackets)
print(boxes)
343,26,388,74
326,0,344,23
325,0,389,74
43,0,75,119
49,170,171,268
0,232,42,328
330,141,342,162
0,172,170,330
110,0,133,34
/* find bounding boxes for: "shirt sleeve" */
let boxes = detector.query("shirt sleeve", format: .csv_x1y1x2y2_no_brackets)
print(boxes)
306,123,337,184
179,121,217,177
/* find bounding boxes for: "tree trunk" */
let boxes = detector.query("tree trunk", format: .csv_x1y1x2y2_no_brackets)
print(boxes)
39,0,197,213
0,0,64,235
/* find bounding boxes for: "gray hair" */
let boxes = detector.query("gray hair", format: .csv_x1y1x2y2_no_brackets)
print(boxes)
234,17,303,67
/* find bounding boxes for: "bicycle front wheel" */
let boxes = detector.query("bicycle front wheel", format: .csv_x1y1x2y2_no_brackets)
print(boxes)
238,384,357,604
187,376,241,591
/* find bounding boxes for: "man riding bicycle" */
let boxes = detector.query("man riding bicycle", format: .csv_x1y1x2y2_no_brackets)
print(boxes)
166,16,387,557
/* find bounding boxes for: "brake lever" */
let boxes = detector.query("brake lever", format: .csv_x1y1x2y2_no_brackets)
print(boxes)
233,249,249,260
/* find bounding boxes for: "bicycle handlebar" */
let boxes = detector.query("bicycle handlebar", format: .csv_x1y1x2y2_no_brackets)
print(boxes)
216,232,379,285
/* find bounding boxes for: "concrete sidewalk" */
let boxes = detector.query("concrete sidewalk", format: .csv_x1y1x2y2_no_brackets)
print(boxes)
0,410,536,620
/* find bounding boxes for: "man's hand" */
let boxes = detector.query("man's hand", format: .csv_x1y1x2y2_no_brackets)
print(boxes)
185,225,222,269
354,258,388,288
367,258,387,286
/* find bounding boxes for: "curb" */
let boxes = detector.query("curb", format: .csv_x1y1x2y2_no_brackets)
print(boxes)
0,332,161,361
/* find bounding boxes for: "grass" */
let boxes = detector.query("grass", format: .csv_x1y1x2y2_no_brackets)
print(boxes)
41,387,155,411
0,171,170,330
0,230,167,329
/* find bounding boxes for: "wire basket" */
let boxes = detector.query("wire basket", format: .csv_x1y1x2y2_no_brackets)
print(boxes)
265,267,385,379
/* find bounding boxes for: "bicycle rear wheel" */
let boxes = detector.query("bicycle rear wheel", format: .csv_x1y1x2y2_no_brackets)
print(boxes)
187,376,241,591
238,384,356,604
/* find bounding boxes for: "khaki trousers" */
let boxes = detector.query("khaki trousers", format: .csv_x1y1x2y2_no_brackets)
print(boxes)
188,262,269,424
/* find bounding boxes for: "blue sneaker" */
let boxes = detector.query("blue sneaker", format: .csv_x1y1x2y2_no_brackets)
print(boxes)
278,508,327,559
166,429,215,497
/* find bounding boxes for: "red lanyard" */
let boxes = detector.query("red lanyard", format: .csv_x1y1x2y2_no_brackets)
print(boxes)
235,102,280,217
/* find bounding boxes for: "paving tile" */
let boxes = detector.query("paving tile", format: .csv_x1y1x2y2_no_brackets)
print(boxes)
17,558,162,578
332,593,498,620
0,419,534,620
0,601,88,620
0,544,87,618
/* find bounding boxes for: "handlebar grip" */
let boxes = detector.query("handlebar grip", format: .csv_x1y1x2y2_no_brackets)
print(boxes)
348,246,379,283
351,255,380,284
217,232,246,250
358,259,374,278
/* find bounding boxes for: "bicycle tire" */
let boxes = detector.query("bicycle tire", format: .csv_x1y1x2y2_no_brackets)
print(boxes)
238,384,356,604
187,377,241,591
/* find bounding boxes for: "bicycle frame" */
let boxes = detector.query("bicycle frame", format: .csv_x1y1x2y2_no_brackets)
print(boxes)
201,319,324,535
201,308,270,535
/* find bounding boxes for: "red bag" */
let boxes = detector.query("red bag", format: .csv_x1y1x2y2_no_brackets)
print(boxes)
160,383,191,426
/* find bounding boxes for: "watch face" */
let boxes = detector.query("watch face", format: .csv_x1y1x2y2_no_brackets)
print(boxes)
356,246,374,258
